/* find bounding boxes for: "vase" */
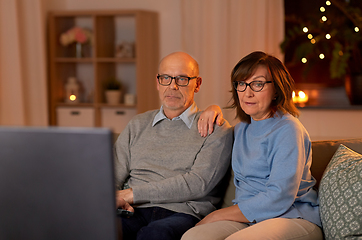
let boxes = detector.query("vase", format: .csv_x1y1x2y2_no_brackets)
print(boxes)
345,73,362,105
76,43,83,58
105,90,122,105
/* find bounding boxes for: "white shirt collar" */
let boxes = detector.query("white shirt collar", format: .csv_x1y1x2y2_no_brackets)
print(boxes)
152,102,199,129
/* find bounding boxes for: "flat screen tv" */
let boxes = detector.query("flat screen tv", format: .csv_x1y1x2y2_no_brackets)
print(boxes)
0,127,121,240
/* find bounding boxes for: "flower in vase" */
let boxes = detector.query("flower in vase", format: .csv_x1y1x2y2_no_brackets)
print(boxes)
60,27,92,46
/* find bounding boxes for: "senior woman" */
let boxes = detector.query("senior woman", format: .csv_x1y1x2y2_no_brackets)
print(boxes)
183,51,323,240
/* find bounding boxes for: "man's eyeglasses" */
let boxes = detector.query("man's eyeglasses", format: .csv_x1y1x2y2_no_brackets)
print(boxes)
157,74,198,87
233,81,272,92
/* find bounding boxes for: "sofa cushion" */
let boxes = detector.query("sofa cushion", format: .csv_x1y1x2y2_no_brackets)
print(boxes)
311,138,362,189
319,144,362,239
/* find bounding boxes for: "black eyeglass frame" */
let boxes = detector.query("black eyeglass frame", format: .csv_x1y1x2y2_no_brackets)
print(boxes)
233,80,273,92
157,74,198,87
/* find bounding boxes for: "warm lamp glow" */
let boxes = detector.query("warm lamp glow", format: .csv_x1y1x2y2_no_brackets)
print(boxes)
301,58,307,63
321,16,327,22
308,34,313,39
292,90,309,106
311,39,316,44
303,27,309,33
319,53,325,59
320,7,325,12
326,1,331,6
355,27,360,32
325,34,331,39
65,77,80,103
298,91,306,99
69,94,77,101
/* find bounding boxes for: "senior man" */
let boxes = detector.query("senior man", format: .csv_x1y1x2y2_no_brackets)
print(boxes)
114,52,233,240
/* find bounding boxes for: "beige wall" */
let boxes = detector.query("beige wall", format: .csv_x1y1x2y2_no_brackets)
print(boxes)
2,0,360,140
299,109,362,141
0,0,48,126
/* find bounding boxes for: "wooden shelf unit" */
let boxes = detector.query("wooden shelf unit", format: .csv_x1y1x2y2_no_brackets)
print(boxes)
48,10,159,133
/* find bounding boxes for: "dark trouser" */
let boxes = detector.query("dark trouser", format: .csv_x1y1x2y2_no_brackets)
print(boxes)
119,207,199,240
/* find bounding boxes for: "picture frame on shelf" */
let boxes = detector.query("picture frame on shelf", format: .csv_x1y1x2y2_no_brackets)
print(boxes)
115,41,135,58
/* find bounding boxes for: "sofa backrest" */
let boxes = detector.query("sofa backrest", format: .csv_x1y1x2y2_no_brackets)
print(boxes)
310,138,362,188
113,133,362,208
220,138,362,208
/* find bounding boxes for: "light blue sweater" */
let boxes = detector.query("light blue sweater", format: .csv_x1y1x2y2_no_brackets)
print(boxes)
232,111,321,227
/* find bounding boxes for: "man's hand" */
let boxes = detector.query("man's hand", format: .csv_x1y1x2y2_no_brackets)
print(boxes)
116,197,134,212
198,105,225,137
116,188,134,206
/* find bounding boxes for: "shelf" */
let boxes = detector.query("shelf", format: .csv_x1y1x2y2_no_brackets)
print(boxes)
56,103,95,107
55,58,94,62
54,58,136,63
96,58,136,63
97,103,137,108
48,10,159,133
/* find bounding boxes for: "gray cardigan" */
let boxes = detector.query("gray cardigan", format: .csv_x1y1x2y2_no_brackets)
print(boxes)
114,109,233,219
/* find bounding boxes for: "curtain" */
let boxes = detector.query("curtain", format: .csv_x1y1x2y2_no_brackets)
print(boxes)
181,0,284,125
0,0,48,126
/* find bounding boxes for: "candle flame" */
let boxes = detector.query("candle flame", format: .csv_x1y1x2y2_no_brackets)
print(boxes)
292,90,309,105
69,94,77,101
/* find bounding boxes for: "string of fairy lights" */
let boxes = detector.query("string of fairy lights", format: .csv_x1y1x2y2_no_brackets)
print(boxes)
300,0,360,64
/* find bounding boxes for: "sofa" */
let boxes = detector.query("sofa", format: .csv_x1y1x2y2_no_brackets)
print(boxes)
113,134,362,239
219,138,362,239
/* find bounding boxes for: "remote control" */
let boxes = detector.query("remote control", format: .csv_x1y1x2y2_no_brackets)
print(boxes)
117,209,134,217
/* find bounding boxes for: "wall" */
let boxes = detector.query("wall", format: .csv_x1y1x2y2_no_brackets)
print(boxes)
0,0,49,126
45,0,182,59
43,0,362,140
299,108,362,141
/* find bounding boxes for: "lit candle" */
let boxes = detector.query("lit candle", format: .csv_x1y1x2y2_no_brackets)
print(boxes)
292,90,309,106
69,94,77,102
298,91,309,103
65,77,80,103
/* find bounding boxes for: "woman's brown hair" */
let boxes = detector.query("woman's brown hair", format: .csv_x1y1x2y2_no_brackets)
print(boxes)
229,51,299,123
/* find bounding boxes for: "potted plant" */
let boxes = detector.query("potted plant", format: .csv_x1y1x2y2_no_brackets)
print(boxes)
281,0,362,104
104,78,123,105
